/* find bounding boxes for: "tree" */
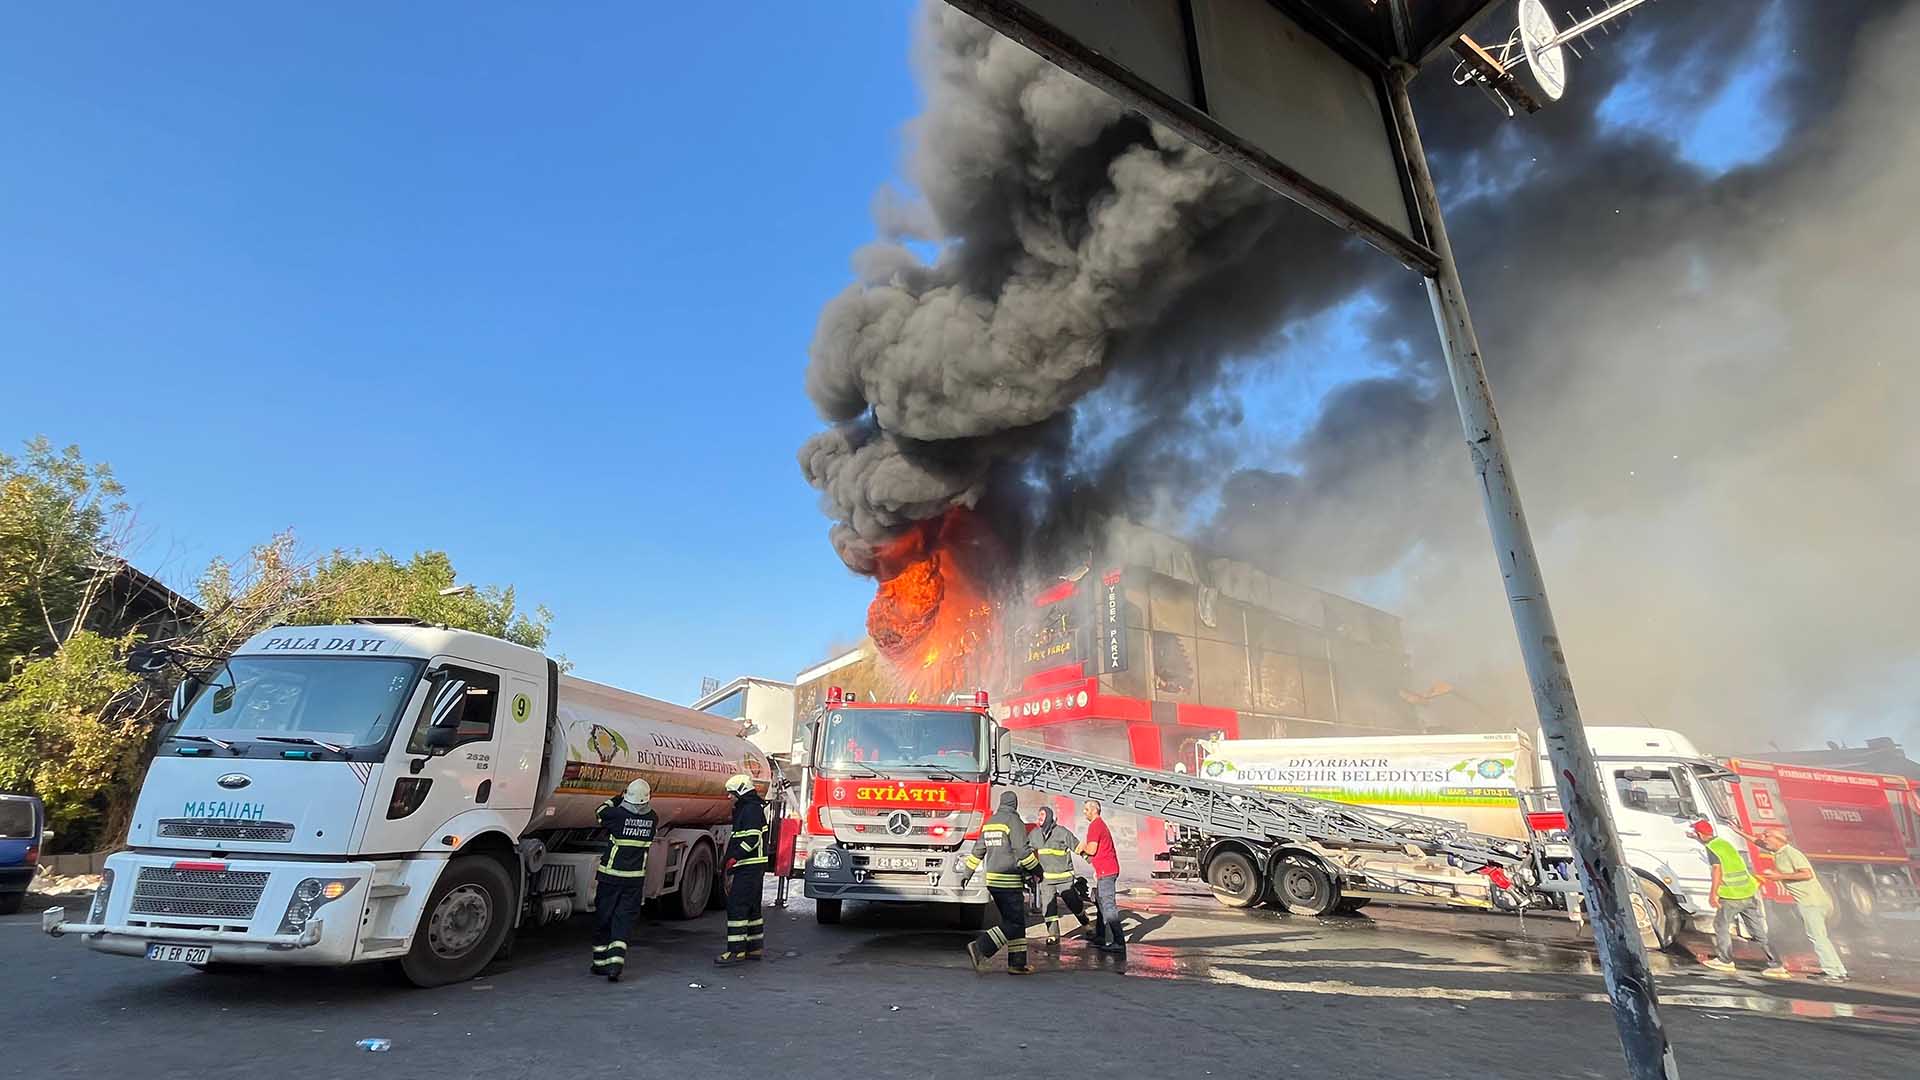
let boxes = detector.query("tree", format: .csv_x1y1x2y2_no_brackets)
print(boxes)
300,549,552,650
194,539,554,653
0,631,144,846
0,438,127,671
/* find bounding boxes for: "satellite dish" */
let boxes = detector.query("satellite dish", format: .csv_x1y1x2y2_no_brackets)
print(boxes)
1518,0,1567,102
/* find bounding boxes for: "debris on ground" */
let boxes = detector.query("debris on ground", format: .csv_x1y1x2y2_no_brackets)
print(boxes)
29,869,102,898
355,1039,392,1052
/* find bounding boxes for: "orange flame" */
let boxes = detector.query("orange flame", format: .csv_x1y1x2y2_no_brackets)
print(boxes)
865,509,1006,701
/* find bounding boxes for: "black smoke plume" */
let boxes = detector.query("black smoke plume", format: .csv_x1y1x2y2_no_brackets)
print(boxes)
801,0,1919,746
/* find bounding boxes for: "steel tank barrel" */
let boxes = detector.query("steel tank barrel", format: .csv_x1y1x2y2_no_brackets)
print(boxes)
532,675,771,832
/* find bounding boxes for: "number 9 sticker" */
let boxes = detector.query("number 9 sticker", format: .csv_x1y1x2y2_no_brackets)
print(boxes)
511,693,532,723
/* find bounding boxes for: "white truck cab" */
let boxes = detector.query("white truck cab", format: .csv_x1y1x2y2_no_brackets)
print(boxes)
1544,726,1743,945
44,620,766,985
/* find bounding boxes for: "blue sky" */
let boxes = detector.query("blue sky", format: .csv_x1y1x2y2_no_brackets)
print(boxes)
3,4,917,698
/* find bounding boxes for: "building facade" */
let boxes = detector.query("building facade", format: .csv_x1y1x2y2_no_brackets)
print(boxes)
693,676,797,762
999,522,1416,776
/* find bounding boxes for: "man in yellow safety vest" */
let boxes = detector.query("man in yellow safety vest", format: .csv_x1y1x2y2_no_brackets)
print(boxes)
1693,820,1790,978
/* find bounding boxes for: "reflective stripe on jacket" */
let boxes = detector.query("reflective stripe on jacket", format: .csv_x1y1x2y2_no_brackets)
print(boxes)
1032,824,1079,883
727,792,770,868
964,803,1040,888
597,799,658,879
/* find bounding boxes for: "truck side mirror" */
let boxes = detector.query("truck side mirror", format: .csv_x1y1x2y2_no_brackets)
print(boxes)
420,675,469,753
168,675,203,722
793,721,816,769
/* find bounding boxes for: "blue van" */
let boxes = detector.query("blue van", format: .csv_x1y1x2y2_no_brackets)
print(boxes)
0,793,45,915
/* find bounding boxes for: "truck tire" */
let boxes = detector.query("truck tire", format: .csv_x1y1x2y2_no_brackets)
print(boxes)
1206,851,1264,909
1629,874,1678,951
399,856,515,988
1838,870,1876,925
1275,855,1341,916
672,843,714,920
815,898,843,925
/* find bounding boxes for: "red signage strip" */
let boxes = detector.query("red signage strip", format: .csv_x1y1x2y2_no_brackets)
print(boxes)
811,777,989,812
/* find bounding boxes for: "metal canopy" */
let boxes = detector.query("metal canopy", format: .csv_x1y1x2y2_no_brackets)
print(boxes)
946,1,1504,274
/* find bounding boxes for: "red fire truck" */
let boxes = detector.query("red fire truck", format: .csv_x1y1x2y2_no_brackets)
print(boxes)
793,687,996,923
1722,758,1920,923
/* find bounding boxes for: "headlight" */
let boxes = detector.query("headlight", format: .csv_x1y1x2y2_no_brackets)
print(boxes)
278,877,359,934
88,868,116,924
813,847,844,870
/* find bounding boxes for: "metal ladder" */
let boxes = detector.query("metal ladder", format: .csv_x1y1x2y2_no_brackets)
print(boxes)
995,743,1529,870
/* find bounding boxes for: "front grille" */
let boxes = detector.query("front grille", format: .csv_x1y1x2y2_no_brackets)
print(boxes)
130,866,270,920
157,818,296,843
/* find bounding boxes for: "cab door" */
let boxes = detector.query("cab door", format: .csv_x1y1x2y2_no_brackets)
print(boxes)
1609,765,1711,901
360,660,505,853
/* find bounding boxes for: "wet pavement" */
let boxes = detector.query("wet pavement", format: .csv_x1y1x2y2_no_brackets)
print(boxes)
1106,885,1920,1027
3,881,1915,1079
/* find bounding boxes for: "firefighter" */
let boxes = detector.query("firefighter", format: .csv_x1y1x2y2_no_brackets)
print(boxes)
960,790,1041,974
592,778,657,982
1031,805,1091,947
716,773,769,966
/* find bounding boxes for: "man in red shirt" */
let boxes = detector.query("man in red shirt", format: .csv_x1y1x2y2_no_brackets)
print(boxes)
1076,799,1124,956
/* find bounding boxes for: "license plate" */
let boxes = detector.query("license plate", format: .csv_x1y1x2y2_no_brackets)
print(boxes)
146,944,210,964
876,856,918,871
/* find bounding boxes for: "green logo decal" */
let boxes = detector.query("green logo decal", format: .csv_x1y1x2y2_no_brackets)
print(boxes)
511,693,532,723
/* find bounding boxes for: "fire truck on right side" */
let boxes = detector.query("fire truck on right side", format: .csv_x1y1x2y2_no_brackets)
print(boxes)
1720,757,1920,925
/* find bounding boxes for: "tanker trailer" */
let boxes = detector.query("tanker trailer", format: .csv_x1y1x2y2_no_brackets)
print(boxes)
44,621,771,986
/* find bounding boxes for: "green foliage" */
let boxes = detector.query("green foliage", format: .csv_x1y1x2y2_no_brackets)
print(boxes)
301,550,552,650
0,438,126,670
195,535,556,655
0,631,145,844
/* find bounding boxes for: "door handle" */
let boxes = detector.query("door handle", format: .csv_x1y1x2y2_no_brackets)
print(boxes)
476,780,492,804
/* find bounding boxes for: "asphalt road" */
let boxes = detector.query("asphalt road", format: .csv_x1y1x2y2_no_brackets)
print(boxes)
4,884,1915,1080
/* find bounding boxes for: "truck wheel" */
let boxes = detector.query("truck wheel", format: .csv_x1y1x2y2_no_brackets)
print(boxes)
1206,851,1264,909
1275,855,1340,916
1839,870,1876,925
815,898,843,925
673,844,715,920
1629,874,1678,951
399,856,514,988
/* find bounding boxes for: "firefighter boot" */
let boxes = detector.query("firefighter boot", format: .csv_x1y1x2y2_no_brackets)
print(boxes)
1008,943,1031,975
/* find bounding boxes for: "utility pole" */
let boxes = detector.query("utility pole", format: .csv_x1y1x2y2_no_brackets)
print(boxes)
1386,64,1679,1080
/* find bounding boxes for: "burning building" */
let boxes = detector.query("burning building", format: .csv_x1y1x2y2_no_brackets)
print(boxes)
996,520,1415,766
795,517,1418,862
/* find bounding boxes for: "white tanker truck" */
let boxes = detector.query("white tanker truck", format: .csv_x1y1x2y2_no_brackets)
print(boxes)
43,620,771,986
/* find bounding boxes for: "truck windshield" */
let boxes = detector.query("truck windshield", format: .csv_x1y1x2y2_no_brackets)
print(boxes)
820,708,987,774
176,656,425,750
1691,766,1737,823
